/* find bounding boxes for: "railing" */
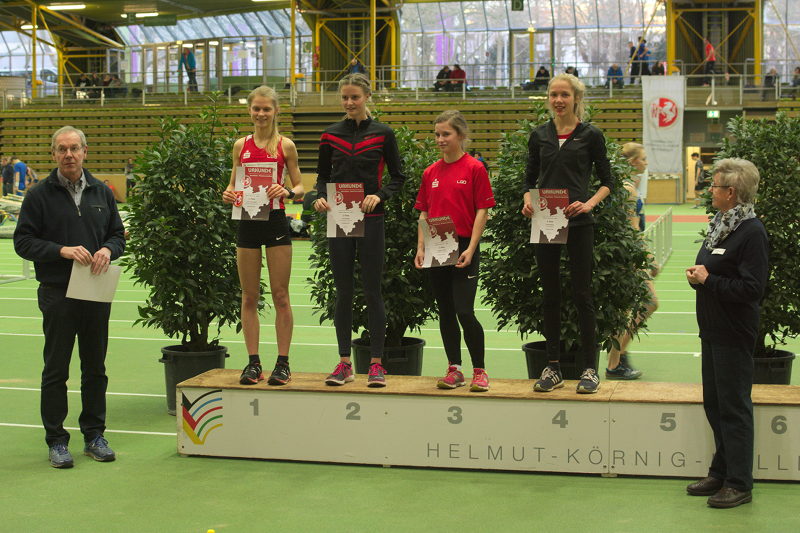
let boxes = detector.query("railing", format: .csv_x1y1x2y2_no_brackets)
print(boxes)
643,207,673,272
6,62,799,109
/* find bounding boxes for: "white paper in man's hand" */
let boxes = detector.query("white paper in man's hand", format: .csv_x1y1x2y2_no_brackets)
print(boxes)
66,262,122,303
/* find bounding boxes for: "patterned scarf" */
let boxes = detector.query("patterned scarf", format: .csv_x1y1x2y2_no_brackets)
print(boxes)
703,203,756,251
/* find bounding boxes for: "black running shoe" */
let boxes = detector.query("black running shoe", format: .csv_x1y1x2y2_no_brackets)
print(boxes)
240,362,264,385
577,368,601,394
534,365,564,392
267,362,291,385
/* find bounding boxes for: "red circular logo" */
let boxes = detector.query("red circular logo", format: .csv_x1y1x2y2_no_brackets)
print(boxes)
649,97,678,128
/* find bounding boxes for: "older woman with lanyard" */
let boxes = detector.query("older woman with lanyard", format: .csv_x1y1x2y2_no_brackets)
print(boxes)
685,158,768,509
522,73,613,394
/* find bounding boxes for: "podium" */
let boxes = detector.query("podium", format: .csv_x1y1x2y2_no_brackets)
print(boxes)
177,370,800,480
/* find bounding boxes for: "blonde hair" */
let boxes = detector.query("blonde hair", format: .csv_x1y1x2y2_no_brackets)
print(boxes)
246,85,281,155
338,73,372,118
547,73,586,121
434,109,470,150
621,142,645,162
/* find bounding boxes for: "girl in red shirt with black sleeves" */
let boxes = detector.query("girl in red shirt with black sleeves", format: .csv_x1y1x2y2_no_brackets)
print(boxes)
414,110,495,391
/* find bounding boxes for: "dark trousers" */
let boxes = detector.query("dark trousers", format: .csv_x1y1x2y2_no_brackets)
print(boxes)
38,285,111,446
701,339,754,491
329,216,386,358
704,61,716,85
3,180,12,195
186,70,198,92
534,224,596,369
428,238,484,369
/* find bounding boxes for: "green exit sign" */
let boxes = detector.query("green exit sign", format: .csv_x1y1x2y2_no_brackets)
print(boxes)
706,110,720,119
511,0,524,11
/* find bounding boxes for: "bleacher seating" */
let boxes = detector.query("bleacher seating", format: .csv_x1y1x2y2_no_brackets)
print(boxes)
0,96,643,178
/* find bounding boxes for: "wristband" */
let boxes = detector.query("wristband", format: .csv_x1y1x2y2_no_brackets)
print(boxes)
285,188,296,199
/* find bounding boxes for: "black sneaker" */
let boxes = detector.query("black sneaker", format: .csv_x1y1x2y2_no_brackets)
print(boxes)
534,365,564,392
240,362,264,385
84,435,115,462
577,368,601,394
49,443,74,468
606,354,643,380
267,362,291,386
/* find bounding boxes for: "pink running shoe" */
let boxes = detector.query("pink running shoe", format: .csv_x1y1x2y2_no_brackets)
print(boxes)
437,365,466,389
325,362,354,386
470,368,490,392
367,363,387,388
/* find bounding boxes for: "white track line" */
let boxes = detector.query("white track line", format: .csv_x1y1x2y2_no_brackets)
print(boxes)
0,386,164,397
0,422,175,437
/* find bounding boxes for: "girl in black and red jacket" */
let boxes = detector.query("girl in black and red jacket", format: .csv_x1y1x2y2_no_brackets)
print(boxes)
313,73,407,388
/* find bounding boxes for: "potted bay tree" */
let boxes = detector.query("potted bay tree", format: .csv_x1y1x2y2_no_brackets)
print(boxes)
123,99,241,414
714,112,800,383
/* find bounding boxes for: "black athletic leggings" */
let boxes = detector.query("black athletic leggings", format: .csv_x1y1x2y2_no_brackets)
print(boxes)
428,238,485,369
329,215,386,358
534,223,596,370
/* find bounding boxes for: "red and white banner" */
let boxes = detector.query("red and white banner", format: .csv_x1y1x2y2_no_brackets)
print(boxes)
642,76,684,173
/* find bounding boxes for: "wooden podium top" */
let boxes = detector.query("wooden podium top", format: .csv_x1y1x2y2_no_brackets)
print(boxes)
178,369,800,406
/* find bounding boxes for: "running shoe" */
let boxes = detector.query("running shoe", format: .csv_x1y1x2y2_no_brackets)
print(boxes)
437,365,466,389
48,443,73,468
84,435,115,462
606,353,642,380
470,368,490,392
267,362,291,385
577,368,601,394
533,365,564,392
325,362,354,386
240,362,264,385
367,363,387,388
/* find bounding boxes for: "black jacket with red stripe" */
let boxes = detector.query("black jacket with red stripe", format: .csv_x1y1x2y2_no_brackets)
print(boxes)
315,117,407,215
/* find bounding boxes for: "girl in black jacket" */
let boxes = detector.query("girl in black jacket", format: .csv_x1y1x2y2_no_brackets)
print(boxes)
521,73,613,394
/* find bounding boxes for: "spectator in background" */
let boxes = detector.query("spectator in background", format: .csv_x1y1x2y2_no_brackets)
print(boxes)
692,152,706,208
90,73,102,98
703,37,716,86
792,66,800,87
651,61,666,76
762,67,779,101
349,58,366,75
109,74,124,98
533,66,550,89
606,64,624,88
124,158,135,197
636,38,648,78
26,167,39,190
628,40,639,84
565,66,579,78
640,46,652,76
449,64,467,91
434,65,451,91
13,156,27,195
179,47,198,92
2,156,14,196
